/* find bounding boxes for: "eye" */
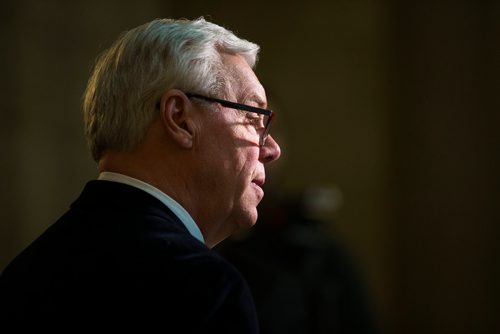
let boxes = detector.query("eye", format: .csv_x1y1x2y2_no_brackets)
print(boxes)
246,113,263,127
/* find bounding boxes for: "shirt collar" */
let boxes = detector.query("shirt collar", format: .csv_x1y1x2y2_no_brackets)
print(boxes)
97,171,205,244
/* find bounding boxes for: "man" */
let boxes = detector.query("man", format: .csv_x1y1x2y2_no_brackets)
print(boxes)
0,18,280,332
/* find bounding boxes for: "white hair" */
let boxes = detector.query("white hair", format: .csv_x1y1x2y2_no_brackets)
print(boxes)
83,18,260,161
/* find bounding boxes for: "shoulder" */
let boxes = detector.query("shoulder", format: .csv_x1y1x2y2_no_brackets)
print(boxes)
1,180,259,332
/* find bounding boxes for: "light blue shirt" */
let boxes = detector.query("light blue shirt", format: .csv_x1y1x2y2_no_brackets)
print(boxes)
98,171,205,244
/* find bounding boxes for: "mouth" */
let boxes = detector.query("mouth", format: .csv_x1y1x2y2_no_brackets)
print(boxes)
252,178,265,188
251,177,265,200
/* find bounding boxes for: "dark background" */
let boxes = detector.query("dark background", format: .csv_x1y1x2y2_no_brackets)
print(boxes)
1,0,499,333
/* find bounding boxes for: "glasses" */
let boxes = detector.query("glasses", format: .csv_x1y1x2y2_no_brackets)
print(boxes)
185,92,275,146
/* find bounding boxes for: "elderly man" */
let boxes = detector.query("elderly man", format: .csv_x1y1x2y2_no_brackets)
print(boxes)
0,18,280,332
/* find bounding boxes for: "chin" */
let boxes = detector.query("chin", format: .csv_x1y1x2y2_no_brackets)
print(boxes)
239,206,259,229
227,203,258,231
231,216,257,241
238,189,261,227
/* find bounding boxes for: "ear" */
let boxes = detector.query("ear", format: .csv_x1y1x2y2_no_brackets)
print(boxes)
158,89,196,149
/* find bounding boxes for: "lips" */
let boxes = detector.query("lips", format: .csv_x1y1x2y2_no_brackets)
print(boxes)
251,176,265,200
252,178,265,188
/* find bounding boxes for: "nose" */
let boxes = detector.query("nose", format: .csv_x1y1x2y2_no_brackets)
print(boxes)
259,135,281,163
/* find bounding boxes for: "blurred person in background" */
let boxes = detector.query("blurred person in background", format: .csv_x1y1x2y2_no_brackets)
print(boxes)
0,17,280,332
217,114,377,333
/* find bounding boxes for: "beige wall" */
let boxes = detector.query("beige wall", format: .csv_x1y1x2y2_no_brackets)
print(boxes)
1,1,498,333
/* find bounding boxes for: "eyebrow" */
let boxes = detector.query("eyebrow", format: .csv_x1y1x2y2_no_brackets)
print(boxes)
186,93,273,116
241,92,267,109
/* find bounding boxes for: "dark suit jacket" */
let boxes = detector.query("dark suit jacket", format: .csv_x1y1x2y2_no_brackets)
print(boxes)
0,180,258,333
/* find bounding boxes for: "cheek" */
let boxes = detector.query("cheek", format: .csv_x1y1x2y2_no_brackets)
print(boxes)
236,147,260,177
216,147,260,200
200,121,260,193
232,151,261,206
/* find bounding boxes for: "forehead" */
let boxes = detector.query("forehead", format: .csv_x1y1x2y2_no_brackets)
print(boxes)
221,53,266,106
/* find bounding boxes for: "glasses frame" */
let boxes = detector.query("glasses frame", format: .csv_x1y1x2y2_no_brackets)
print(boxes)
185,92,275,146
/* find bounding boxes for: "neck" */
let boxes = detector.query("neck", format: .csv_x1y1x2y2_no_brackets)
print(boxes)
99,147,196,217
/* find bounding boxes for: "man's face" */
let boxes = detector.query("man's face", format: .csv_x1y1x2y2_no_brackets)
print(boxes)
193,54,281,246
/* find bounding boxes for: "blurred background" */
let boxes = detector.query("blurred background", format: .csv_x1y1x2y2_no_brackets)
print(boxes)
1,0,499,333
